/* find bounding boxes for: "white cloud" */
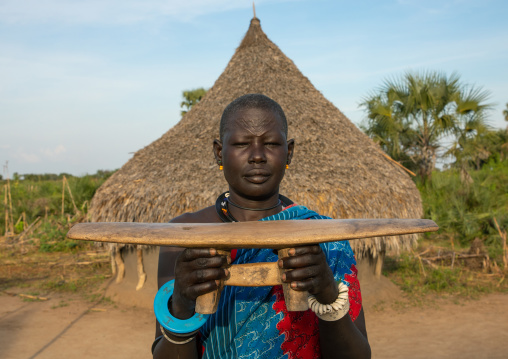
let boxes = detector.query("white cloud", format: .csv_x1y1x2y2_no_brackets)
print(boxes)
41,145,66,158
15,151,40,163
10,145,66,165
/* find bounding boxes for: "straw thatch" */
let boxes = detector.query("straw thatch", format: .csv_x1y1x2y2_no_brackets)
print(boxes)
90,17,422,259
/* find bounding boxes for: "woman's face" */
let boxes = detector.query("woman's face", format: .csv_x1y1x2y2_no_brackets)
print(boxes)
215,107,294,201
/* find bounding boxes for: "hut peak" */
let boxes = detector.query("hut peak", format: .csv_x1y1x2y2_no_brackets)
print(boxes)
238,16,266,50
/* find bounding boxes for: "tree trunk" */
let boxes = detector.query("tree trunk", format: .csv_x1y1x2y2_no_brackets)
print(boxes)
418,145,436,182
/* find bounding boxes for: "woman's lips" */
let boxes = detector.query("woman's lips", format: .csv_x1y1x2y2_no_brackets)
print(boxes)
244,170,270,184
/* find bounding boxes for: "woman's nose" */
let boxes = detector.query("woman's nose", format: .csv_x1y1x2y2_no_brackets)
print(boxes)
248,143,266,163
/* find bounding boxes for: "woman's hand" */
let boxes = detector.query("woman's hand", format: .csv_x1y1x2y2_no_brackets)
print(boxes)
171,248,230,319
278,245,338,304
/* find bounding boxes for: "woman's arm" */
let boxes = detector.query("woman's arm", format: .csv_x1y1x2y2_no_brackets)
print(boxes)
153,246,200,359
153,209,229,359
318,308,371,359
153,246,229,359
279,246,371,359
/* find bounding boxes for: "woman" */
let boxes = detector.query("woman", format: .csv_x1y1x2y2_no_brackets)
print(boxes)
153,94,371,358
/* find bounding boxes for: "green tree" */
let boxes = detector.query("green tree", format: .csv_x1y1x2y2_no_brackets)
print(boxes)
359,86,416,171
504,103,508,123
444,87,492,175
361,71,492,182
180,88,207,116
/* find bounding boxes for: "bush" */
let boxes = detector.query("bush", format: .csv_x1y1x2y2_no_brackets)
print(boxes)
0,172,112,250
37,217,82,252
384,252,504,298
418,159,508,252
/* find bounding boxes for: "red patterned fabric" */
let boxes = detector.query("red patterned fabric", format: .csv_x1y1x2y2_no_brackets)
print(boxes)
272,285,321,358
345,264,362,322
230,249,237,261
271,263,362,358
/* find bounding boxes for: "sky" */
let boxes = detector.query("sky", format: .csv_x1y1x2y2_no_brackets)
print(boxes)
1,0,507,177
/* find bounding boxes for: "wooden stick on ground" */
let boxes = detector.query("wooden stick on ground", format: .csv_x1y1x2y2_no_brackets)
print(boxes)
19,293,49,301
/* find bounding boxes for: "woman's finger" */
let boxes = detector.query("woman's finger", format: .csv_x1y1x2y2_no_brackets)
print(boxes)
180,248,222,262
279,253,323,269
191,255,229,269
289,245,322,256
190,267,229,284
185,281,222,300
287,277,318,292
283,265,321,282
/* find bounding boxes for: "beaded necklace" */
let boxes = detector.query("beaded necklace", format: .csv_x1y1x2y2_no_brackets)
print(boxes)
215,192,292,222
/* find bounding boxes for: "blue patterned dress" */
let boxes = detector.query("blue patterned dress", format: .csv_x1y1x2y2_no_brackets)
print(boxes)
199,205,362,359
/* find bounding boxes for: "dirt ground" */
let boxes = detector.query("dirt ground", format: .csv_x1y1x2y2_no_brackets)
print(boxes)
1,287,507,359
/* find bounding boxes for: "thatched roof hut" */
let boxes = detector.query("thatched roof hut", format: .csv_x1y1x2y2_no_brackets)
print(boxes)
90,17,422,259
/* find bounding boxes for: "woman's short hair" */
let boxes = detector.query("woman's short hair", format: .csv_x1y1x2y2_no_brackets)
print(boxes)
220,94,288,141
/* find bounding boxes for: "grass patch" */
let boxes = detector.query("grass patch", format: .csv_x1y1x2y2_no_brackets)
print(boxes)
1,171,115,237
42,279,78,292
384,249,508,303
51,300,70,309
0,244,111,299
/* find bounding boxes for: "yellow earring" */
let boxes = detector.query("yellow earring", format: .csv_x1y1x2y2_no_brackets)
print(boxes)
219,165,223,171
286,163,289,169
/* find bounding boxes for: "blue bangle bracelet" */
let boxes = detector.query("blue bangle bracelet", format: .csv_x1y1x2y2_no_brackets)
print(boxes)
154,279,210,335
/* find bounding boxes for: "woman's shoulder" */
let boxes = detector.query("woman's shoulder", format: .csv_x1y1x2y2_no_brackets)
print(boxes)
170,205,221,224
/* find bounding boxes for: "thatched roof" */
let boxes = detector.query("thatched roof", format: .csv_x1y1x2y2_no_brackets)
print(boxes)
90,17,422,258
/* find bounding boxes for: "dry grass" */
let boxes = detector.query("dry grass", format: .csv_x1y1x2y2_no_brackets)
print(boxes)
383,238,508,306
0,240,111,300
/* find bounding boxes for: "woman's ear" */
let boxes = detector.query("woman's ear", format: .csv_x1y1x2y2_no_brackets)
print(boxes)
286,139,295,165
213,139,223,164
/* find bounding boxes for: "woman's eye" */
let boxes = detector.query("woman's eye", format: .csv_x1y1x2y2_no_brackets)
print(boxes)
233,143,248,147
265,142,280,147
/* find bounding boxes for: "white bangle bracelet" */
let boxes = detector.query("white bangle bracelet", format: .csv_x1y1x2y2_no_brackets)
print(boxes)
160,324,196,345
307,281,350,321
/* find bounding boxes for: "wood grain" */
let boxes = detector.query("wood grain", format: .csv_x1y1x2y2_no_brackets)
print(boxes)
67,219,438,249
225,262,281,287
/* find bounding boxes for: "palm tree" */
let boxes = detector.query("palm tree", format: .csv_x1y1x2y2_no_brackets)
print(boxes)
504,103,508,123
359,89,415,171
445,87,493,173
361,71,492,182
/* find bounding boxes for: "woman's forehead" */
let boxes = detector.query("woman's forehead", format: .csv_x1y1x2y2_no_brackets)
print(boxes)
226,107,284,137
